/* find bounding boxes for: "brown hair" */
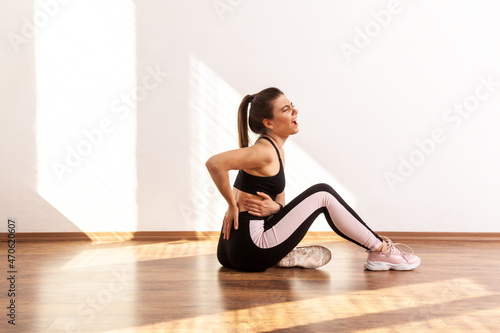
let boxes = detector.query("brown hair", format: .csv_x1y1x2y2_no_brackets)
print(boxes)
237,87,284,148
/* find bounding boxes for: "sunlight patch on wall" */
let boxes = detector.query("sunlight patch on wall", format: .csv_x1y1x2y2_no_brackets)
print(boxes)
35,0,137,233
188,55,356,231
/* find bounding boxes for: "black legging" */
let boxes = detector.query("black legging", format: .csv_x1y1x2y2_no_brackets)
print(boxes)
217,183,383,272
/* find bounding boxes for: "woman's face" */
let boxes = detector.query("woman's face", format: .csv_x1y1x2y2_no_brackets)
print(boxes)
265,94,299,136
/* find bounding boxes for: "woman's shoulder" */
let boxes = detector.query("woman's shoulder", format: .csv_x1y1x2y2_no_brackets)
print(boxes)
251,138,276,156
253,137,283,161
244,140,270,157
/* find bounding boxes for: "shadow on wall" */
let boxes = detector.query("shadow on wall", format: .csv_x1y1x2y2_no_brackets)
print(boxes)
30,0,356,236
0,1,88,236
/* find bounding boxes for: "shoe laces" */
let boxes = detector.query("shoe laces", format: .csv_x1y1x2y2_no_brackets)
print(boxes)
296,246,311,256
296,246,320,258
380,236,415,262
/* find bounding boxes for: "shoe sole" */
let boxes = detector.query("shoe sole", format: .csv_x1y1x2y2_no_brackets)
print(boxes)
364,259,421,271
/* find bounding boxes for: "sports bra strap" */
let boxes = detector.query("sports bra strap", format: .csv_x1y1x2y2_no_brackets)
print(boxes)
259,136,282,161
233,136,286,201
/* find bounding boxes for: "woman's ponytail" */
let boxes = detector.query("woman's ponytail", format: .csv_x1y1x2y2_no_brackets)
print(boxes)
237,88,283,148
237,94,253,148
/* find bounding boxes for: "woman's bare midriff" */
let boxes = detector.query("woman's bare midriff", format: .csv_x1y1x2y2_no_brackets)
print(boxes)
233,188,263,213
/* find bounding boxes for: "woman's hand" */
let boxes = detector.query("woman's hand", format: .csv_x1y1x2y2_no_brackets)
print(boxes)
223,204,239,240
243,192,282,217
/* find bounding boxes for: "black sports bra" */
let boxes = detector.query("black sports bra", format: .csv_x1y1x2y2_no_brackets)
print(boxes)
233,137,285,201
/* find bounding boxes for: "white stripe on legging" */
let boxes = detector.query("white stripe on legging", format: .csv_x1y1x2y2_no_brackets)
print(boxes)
249,191,382,251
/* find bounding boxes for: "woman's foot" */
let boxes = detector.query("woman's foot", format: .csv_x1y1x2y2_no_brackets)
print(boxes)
364,237,421,271
277,245,332,269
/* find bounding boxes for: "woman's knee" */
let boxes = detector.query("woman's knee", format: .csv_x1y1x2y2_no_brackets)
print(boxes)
309,183,335,194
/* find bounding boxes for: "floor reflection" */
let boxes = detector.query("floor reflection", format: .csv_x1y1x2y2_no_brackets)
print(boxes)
16,239,500,332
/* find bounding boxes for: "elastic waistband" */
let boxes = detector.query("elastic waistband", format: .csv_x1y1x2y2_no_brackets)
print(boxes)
239,211,270,219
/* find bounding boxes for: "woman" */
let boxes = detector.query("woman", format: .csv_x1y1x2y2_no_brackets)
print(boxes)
206,87,420,272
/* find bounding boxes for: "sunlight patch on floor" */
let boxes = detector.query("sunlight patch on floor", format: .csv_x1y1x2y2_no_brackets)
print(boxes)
104,278,496,332
361,306,500,332
60,241,217,270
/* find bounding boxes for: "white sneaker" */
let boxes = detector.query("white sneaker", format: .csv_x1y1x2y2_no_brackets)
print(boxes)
277,246,332,269
364,237,421,271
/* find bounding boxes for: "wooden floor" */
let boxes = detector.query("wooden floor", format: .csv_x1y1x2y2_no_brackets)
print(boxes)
3,236,500,332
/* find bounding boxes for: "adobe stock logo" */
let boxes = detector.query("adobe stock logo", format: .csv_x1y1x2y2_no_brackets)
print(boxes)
50,267,132,332
7,0,73,54
384,73,499,191
339,0,407,64
51,65,169,182
212,0,243,21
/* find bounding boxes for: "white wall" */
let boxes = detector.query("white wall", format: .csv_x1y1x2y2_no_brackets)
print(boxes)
1,0,500,233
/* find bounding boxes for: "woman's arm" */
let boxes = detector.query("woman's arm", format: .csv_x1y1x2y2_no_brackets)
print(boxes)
205,145,273,239
206,145,273,205
243,189,284,217
276,190,285,207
